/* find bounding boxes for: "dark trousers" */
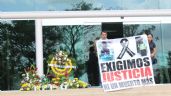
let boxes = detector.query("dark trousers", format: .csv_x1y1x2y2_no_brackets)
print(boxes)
88,72,100,86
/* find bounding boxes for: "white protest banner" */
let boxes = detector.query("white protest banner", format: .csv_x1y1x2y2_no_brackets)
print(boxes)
96,35,155,91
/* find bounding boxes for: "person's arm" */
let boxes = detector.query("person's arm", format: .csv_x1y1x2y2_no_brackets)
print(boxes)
151,47,157,58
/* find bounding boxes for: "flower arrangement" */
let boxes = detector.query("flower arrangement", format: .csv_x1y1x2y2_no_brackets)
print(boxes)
20,65,51,91
49,51,75,76
20,65,40,91
50,72,69,87
20,50,89,91
48,51,89,89
60,78,89,90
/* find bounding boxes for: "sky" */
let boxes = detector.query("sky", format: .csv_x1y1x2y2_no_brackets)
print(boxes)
0,0,171,11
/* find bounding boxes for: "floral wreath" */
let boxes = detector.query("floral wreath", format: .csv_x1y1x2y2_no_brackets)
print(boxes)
49,51,74,76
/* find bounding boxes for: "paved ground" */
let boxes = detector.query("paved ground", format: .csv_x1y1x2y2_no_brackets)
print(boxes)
1,84,171,96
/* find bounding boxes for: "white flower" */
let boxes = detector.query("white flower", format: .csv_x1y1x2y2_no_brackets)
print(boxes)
63,57,67,61
32,74,35,76
63,82,67,85
59,51,63,56
22,74,26,77
58,58,61,61
58,60,62,64
76,84,79,88
60,83,68,90
21,80,25,84
72,80,76,83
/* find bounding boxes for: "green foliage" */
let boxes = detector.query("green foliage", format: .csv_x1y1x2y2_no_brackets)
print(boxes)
123,24,139,37
0,20,35,90
47,54,54,64
167,51,171,67
65,1,101,11
60,78,88,89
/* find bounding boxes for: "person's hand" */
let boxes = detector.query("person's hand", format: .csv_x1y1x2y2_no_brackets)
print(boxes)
151,53,155,58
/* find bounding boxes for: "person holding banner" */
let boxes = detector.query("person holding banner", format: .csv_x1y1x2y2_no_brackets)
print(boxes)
87,37,100,86
87,32,108,86
100,31,108,40
144,31,159,83
147,33,157,64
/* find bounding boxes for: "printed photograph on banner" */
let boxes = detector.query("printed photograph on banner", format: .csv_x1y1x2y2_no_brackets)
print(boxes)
97,40,115,62
135,35,149,57
116,38,136,59
96,35,155,92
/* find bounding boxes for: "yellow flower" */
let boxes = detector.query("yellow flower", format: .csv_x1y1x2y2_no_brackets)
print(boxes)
76,84,79,88
74,78,78,81
20,88,24,91
35,85,41,90
21,83,29,87
78,80,88,88
26,88,30,91
42,85,48,90
49,51,73,76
